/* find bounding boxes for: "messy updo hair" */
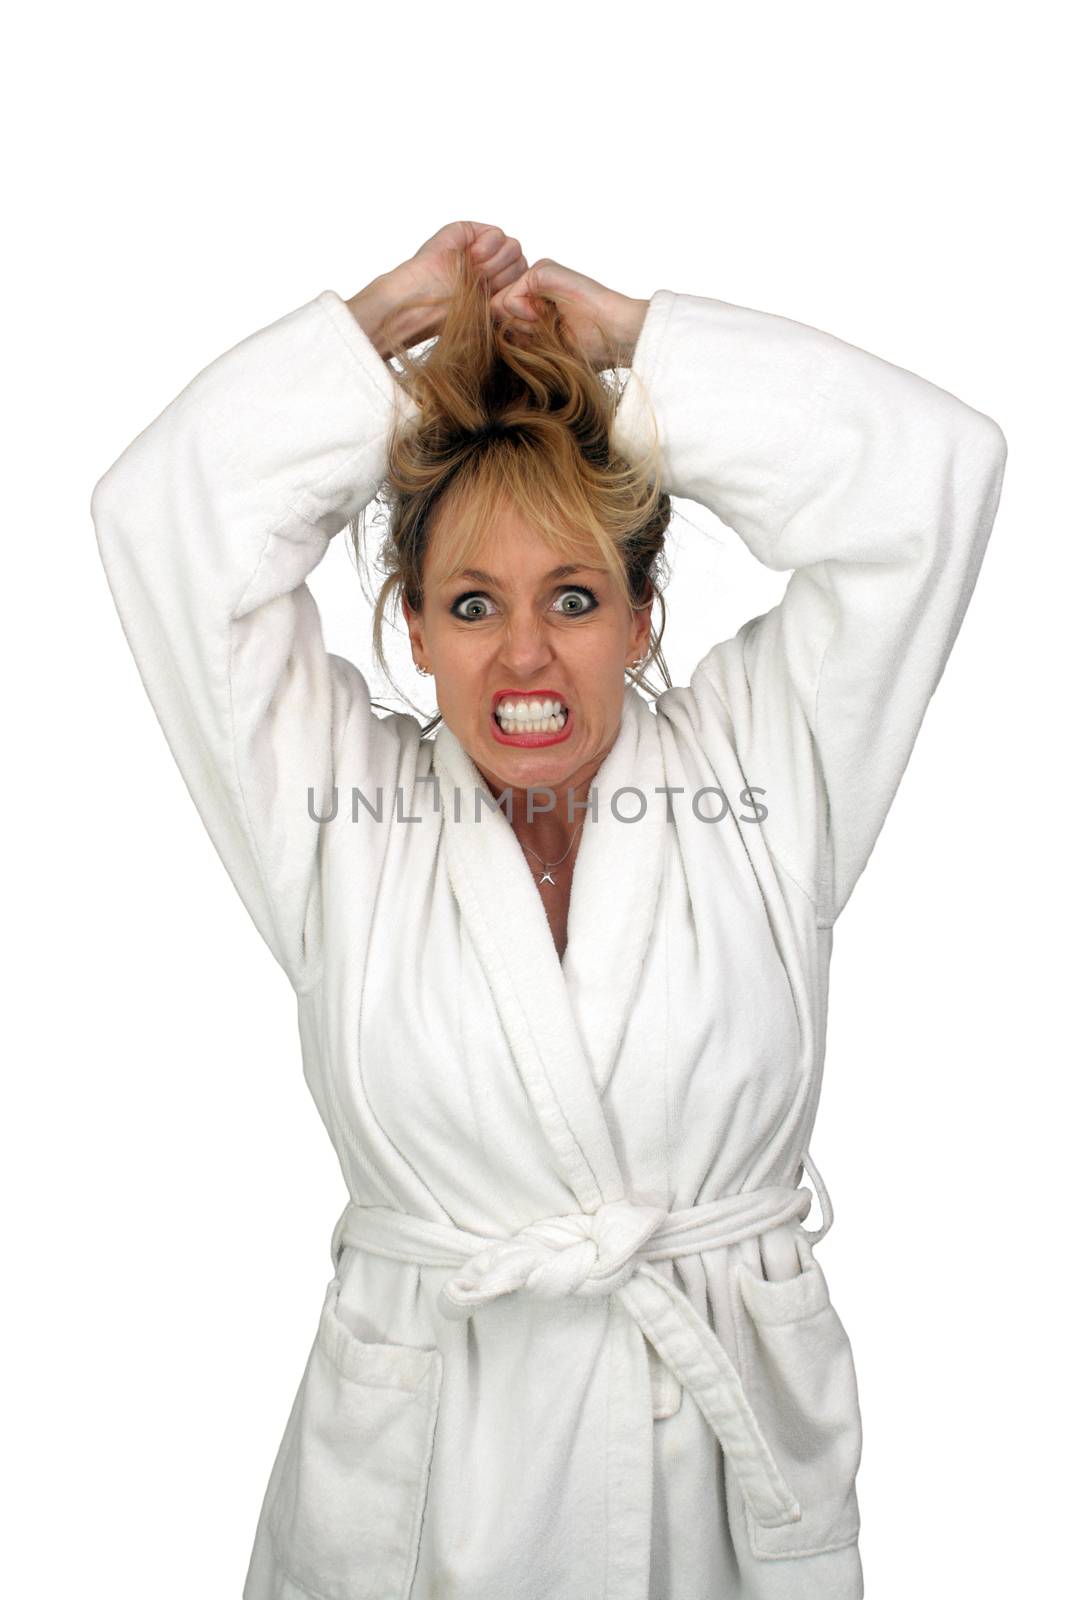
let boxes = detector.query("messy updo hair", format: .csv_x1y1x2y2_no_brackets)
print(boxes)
349,248,673,735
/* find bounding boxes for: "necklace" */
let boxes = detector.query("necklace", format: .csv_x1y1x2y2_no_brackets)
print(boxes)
519,821,582,886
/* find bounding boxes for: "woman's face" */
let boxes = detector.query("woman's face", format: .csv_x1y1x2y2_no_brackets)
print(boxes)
403,498,651,798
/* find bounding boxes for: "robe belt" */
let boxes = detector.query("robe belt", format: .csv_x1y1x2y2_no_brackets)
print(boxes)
330,1159,833,1533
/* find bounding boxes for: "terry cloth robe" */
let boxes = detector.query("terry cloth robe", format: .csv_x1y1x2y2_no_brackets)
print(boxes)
90,284,1007,1600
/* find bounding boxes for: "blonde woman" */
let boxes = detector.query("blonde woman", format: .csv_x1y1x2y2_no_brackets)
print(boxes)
91,220,1007,1600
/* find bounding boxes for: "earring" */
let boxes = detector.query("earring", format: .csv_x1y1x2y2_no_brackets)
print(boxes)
629,655,647,670
415,664,431,677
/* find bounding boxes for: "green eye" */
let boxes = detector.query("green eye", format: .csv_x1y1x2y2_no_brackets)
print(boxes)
452,593,498,621
554,587,598,615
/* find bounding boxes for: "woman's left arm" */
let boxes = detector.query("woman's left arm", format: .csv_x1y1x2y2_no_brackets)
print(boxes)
612,290,1008,928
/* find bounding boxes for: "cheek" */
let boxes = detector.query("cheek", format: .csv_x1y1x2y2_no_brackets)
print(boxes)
561,620,630,678
430,635,489,713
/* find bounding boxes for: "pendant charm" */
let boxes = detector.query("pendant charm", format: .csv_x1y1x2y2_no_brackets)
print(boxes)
539,870,556,885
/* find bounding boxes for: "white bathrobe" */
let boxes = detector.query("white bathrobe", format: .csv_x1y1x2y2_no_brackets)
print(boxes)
91,283,1007,1600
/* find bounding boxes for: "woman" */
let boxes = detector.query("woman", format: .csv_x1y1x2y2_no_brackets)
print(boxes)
90,221,1008,1600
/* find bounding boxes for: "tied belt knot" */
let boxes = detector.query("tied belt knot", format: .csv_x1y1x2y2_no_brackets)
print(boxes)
439,1199,667,1316
331,1153,834,1533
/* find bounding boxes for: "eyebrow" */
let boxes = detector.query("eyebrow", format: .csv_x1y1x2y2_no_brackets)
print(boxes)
451,564,605,586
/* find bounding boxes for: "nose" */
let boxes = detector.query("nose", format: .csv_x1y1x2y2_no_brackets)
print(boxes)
495,614,555,678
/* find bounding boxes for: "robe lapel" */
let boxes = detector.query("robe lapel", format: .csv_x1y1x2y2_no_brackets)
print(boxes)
559,686,667,1095
430,686,666,1207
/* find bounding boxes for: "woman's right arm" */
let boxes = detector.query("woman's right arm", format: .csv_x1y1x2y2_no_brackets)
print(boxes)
90,284,421,995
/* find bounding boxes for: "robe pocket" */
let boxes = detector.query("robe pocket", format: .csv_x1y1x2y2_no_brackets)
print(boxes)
731,1228,862,1561
266,1274,442,1600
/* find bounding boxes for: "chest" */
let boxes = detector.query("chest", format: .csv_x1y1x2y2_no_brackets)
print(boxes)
536,863,576,962
350,823,807,1208
315,699,825,1222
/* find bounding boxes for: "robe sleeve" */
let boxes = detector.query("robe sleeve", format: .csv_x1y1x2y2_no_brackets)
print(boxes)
611,289,1008,928
90,289,418,993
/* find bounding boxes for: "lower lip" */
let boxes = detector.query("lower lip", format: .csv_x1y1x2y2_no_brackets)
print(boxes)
490,707,573,747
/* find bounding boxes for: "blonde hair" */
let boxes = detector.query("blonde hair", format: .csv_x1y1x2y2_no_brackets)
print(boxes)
349,249,673,735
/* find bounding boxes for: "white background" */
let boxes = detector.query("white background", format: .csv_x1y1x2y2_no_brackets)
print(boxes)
5,2,1063,1595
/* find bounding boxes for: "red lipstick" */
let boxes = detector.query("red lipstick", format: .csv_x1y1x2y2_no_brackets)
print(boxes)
490,688,573,748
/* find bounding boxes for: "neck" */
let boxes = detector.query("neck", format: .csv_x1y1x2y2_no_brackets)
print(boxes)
480,773,594,855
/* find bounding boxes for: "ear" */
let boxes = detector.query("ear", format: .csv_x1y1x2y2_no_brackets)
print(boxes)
401,591,427,667
628,580,654,659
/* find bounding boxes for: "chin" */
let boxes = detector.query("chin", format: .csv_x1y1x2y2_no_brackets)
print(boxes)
476,738,578,788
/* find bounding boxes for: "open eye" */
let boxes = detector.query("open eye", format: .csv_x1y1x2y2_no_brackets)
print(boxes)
552,586,598,616
452,592,499,621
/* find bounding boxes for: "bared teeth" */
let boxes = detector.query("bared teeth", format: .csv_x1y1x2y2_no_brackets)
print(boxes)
494,698,568,733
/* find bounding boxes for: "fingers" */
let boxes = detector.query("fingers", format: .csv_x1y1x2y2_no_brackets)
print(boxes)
416,226,551,320
489,281,538,322
470,229,522,278
468,225,506,265
491,263,544,320
489,259,529,299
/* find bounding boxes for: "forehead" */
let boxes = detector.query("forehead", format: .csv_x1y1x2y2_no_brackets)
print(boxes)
447,560,606,593
425,493,604,587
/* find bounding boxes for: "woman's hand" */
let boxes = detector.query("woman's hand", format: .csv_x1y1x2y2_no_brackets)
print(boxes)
488,258,649,370
347,222,528,357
